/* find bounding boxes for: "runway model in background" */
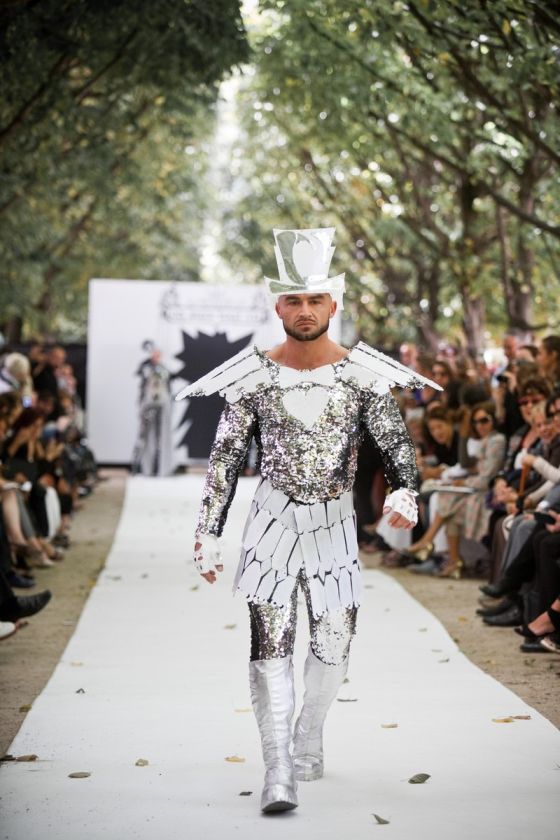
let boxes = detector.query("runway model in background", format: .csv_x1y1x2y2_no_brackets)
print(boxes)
176,227,441,814
131,342,173,477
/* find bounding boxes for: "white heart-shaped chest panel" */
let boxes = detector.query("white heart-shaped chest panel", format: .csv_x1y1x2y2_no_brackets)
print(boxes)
281,387,331,429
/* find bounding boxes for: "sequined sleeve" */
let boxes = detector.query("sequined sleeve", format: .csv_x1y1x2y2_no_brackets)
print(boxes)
196,397,257,537
361,389,418,492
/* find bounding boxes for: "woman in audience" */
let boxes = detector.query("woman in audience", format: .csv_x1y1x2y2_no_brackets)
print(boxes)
405,402,506,578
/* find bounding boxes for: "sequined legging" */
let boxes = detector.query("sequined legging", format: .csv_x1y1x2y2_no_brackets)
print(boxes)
249,569,358,666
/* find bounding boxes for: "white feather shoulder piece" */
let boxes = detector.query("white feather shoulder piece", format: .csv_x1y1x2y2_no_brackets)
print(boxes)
175,345,271,404
340,342,443,394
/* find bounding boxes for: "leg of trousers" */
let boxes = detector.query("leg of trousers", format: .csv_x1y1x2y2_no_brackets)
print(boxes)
535,533,560,615
248,569,358,666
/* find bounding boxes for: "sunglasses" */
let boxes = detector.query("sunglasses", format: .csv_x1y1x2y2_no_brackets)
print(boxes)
473,417,491,425
518,396,544,406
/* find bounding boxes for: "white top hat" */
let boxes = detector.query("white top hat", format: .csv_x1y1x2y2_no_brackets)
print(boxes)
264,227,346,308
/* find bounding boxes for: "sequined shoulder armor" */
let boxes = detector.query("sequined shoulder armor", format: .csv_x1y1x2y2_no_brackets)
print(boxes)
174,341,441,405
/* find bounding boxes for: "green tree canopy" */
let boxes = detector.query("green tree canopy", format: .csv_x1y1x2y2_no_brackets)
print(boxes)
0,0,248,339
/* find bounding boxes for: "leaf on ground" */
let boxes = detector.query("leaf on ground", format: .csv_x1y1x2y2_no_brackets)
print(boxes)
108,575,122,581
135,758,149,766
337,698,358,702
16,754,38,762
190,585,199,591
234,708,251,713
70,661,83,667
408,773,430,784
511,715,531,720
224,624,237,630
69,771,91,778
431,649,442,653
141,573,149,579
239,791,253,796
225,755,245,763
343,677,350,684
372,813,390,824
365,584,374,589
458,616,468,622
438,658,450,664
76,688,85,694
492,717,514,723
418,627,428,632
19,704,32,713
381,723,398,729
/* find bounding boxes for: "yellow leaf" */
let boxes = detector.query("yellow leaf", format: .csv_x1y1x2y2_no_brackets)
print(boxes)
225,755,245,763
492,717,514,723
68,771,91,779
234,708,252,713
381,723,398,729
502,19,511,35
19,704,32,713
135,758,149,766
16,754,38,762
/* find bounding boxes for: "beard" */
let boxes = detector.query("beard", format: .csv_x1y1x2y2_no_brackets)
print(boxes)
283,318,330,342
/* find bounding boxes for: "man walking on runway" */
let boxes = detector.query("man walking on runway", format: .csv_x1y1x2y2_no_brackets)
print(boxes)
176,227,440,813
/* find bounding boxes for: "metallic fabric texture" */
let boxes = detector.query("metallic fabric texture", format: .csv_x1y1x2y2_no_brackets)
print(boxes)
249,568,357,665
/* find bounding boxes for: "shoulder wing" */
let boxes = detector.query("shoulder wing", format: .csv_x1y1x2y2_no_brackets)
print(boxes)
175,345,271,404
340,341,443,392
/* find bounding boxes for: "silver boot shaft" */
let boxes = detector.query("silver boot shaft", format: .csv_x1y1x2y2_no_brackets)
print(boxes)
293,647,349,781
249,656,298,813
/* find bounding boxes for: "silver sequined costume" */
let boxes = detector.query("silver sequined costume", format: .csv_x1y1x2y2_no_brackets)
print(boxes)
182,342,421,618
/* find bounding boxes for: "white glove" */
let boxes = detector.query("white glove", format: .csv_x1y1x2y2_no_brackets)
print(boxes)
193,534,222,574
383,488,418,526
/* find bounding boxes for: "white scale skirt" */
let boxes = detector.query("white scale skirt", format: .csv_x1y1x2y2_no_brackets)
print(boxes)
233,478,362,618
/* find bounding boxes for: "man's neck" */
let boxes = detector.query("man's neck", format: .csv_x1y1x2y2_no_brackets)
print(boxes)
269,334,347,370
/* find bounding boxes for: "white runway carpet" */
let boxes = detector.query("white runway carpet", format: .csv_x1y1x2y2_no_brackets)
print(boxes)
2,476,559,839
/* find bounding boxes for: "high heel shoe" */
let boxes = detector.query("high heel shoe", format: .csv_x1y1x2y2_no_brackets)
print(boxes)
402,541,434,562
438,558,463,580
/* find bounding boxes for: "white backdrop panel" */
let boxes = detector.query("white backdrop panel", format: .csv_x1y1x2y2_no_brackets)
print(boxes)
86,279,341,465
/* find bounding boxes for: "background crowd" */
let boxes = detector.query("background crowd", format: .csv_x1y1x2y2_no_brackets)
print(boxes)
0,343,97,641
357,331,560,659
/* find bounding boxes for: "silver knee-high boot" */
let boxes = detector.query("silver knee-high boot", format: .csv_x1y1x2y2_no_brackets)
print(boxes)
292,647,348,781
249,656,298,813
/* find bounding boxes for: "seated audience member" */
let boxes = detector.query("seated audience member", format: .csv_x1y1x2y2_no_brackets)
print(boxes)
430,361,462,410
0,353,32,400
405,402,506,578
537,335,560,391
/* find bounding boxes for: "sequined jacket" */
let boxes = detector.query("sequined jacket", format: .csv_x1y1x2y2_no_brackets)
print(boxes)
189,345,420,537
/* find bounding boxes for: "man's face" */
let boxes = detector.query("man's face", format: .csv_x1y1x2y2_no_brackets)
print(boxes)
275,293,335,342
49,347,66,368
503,336,518,361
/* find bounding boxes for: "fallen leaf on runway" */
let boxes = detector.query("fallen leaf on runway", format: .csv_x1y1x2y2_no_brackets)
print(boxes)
225,756,245,763
438,658,450,664
239,791,253,796
337,698,358,703
141,573,149,579
343,677,350,684
458,616,468,622
16,754,38,762
372,814,390,825
108,575,122,581
224,624,237,630
511,715,531,720
492,717,514,723
19,704,32,713
75,688,85,694
408,773,430,784
365,585,374,589
70,661,83,667
418,627,427,632
381,724,398,729
69,771,91,778
190,585,199,591
135,758,149,766
431,649,442,653
234,708,251,713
